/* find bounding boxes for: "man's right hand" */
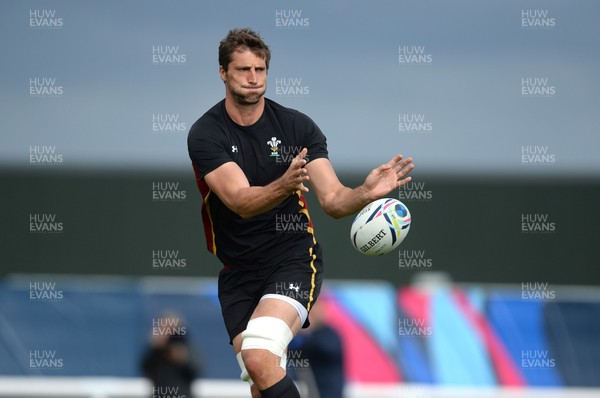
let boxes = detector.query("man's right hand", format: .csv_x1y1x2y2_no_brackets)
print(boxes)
277,148,310,194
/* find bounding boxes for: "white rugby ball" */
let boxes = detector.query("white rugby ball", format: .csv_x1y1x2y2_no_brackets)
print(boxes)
350,198,411,256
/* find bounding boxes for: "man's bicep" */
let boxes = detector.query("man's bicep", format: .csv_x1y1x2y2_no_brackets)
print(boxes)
203,162,250,210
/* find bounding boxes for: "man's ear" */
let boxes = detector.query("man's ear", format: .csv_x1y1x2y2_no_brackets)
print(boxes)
219,65,227,82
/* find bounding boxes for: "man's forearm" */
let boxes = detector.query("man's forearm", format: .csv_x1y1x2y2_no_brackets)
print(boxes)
324,184,373,219
230,178,292,219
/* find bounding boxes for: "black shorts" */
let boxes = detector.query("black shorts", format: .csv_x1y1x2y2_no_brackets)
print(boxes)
217,243,324,344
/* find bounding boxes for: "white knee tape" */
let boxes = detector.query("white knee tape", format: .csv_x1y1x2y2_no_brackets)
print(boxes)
241,316,293,359
236,352,254,386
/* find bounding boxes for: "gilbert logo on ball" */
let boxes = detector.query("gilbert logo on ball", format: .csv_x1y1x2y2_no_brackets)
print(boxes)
351,198,411,256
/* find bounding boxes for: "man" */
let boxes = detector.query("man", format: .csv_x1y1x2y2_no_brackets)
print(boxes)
141,312,199,398
188,28,413,398
289,298,344,398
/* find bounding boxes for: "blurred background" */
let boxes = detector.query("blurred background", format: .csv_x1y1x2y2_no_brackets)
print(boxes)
1,0,600,397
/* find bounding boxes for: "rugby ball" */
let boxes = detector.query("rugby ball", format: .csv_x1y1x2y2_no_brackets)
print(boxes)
350,198,411,256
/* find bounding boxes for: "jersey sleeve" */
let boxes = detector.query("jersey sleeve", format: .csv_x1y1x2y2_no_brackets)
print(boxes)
298,113,328,163
187,121,232,178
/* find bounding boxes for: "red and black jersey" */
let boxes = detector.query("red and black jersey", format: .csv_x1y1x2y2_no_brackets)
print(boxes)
187,98,328,270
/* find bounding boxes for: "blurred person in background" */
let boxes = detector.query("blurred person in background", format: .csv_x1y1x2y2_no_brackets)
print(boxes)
141,312,201,398
290,298,344,398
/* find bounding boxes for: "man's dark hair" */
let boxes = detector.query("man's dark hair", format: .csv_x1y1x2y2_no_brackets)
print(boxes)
219,28,271,71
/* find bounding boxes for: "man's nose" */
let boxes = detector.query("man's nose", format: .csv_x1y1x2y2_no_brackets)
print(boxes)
248,68,257,83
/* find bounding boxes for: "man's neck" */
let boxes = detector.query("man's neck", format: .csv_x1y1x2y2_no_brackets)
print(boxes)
225,97,265,126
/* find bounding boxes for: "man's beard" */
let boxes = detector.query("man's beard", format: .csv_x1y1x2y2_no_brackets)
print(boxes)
228,83,266,106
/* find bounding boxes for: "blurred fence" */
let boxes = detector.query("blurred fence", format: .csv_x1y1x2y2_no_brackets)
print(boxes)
0,378,599,398
1,274,600,388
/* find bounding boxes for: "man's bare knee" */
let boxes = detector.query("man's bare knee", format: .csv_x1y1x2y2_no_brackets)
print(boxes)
242,349,279,384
